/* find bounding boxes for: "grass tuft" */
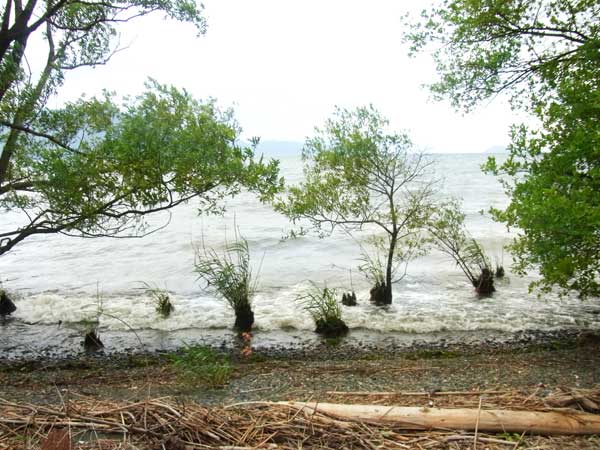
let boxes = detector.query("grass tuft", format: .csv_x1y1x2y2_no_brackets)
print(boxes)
141,282,174,318
170,345,232,388
195,234,258,331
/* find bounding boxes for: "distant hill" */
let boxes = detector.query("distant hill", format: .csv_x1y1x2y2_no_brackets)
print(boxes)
484,145,508,154
251,140,508,156
255,140,303,157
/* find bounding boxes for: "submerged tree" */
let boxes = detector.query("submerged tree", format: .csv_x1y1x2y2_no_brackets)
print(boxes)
195,235,259,332
405,0,600,298
0,0,282,256
427,201,495,295
276,106,437,305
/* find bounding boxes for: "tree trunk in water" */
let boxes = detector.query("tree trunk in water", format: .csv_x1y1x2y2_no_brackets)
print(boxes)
371,231,397,306
475,268,495,295
341,291,357,306
385,232,397,305
0,290,16,315
83,330,103,351
369,282,392,306
234,304,254,332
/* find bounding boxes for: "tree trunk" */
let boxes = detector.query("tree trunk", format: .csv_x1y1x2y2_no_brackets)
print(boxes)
371,230,397,306
281,402,600,435
234,304,254,332
386,232,396,301
369,282,392,306
475,268,495,295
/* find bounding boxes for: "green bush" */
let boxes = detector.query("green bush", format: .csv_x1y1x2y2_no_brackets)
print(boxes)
170,345,232,387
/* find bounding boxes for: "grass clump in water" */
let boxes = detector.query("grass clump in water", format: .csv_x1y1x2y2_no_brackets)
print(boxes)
195,234,258,332
171,345,232,388
299,284,349,338
141,282,174,318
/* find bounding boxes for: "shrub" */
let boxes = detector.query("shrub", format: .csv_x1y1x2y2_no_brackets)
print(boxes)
358,244,392,306
428,201,495,295
299,285,349,338
170,345,232,387
195,235,258,332
464,239,495,295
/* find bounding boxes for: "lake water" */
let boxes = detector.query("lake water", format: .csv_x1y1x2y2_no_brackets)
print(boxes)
1,151,599,358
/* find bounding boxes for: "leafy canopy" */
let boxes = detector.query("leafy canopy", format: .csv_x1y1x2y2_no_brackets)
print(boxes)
0,81,281,254
406,0,600,298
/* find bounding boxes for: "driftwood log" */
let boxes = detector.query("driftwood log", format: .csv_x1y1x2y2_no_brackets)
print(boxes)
281,401,600,435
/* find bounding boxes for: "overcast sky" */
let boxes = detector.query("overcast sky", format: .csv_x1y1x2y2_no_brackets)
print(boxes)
57,0,521,153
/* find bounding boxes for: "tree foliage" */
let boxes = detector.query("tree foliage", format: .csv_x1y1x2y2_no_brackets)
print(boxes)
0,0,282,255
407,0,600,298
405,0,598,110
276,106,437,304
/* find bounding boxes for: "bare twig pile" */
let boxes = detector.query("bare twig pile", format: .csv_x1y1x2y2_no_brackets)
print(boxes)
0,391,599,450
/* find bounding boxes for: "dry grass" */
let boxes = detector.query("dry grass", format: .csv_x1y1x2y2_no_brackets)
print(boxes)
0,389,599,449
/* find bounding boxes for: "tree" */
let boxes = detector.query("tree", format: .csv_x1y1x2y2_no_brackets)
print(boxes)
276,106,437,305
0,0,282,255
406,0,600,298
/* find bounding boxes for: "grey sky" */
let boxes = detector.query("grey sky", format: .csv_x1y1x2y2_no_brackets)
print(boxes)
58,0,521,153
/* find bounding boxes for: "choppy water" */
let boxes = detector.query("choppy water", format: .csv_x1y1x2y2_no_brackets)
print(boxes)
1,151,599,359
